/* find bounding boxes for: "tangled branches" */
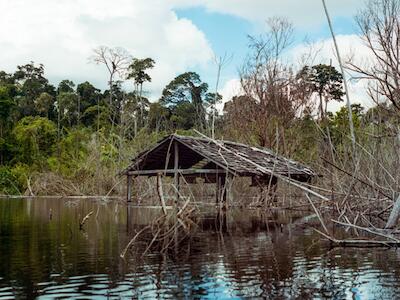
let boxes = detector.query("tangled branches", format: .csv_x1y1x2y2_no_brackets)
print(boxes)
120,200,199,259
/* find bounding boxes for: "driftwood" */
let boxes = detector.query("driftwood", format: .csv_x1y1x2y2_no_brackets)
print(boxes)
120,225,151,259
314,228,400,247
332,219,400,242
121,178,199,258
79,211,93,230
305,193,329,235
27,176,35,197
385,194,400,229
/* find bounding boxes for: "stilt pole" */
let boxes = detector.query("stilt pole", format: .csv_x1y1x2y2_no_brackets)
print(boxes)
216,174,226,207
127,175,132,203
174,141,180,206
225,173,233,208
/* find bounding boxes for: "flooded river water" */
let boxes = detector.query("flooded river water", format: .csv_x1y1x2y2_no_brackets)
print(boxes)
1,198,400,299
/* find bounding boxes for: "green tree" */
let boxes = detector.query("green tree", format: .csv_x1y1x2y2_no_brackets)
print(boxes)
77,81,101,111
148,102,171,132
102,82,125,126
48,128,90,176
57,92,80,127
0,85,16,164
13,62,55,116
126,58,155,132
331,104,364,146
12,116,57,165
57,79,75,94
300,64,344,119
160,72,212,130
170,101,197,130
0,85,16,137
34,92,54,118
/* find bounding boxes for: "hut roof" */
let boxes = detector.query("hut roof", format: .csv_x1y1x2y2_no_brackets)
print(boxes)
122,134,318,181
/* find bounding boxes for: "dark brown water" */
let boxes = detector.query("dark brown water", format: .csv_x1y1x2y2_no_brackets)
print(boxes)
1,198,400,299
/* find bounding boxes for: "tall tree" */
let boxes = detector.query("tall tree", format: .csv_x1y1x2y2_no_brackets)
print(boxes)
12,116,57,165
57,80,75,94
13,62,55,116
56,92,80,127
77,81,101,109
126,58,155,132
34,92,54,118
160,72,212,130
148,102,170,132
238,17,311,148
77,81,102,127
210,54,231,139
0,77,17,136
299,64,344,119
90,46,131,126
347,0,400,111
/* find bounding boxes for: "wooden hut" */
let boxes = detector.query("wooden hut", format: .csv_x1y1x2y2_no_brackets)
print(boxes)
121,134,318,204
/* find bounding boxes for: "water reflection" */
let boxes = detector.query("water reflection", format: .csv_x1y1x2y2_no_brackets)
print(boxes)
0,198,400,299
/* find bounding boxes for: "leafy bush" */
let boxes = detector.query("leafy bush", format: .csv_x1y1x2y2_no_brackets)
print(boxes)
0,162,31,195
12,116,57,166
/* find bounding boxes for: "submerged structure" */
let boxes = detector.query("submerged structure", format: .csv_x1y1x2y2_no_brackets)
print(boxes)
121,134,318,204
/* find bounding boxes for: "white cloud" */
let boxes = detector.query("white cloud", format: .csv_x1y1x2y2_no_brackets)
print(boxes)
217,78,242,111
172,0,363,29
0,0,214,100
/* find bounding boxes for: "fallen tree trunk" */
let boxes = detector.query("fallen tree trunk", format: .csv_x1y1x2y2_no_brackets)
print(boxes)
314,228,400,247
385,194,400,229
332,219,400,242
79,211,93,230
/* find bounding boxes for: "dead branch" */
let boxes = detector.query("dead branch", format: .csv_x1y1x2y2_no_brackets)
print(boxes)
305,193,329,234
120,225,151,259
156,173,167,215
385,194,400,229
79,211,93,230
314,228,400,247
322,157,392,200
331,219,400,242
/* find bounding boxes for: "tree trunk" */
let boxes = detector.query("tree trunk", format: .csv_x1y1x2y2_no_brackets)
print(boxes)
319,93,324,119
139,83,143,128
385,194,400,229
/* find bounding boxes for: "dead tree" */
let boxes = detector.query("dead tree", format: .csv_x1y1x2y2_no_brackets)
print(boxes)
90,46,131,125
347,0,400,111
236,17,312,150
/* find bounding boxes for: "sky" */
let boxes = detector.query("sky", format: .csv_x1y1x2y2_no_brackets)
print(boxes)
0,0,373,112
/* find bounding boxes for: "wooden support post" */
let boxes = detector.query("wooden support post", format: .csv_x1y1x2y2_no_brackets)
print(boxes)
225,174,233,208
269,177,278,204
256,176,278,207
216,209,227,232
126,205,132,232
127,175,132,203
216,174,226,206
174,141,180,206
215,174,219,204
173,141,180,253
